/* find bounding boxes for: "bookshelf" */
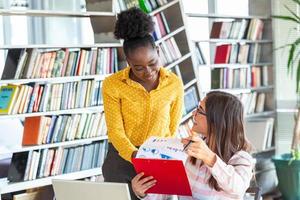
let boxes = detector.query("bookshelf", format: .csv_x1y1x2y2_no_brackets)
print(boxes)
184,0,276,154
0,0,201,199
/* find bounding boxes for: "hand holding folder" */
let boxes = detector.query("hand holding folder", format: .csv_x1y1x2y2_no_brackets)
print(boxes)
132,137,192,196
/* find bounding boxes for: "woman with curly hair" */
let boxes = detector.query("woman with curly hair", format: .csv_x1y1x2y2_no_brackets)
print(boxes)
101,7,184,200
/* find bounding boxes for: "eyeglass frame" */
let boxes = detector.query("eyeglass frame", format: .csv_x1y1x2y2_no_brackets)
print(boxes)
196,105,207,116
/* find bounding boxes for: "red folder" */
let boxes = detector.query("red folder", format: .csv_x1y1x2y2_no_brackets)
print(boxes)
132,158,192,196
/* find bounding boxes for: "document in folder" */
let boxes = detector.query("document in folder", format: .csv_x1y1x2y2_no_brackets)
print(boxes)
132,137,192,196
132,158,192,196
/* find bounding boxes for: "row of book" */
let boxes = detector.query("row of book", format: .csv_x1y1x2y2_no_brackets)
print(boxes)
2,48,118,80
22,113,107,146
116,0,168,12
238,91,273,114
7,141,107,182
152,12,171,40
210,18,264,40
158,37,182,65
213,43,262,64
0,80,102,115
211,67,249,89
251,65,272,88
211,65,272,89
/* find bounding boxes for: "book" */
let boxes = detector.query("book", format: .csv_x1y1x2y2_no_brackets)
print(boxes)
0,85,19,115
184,86,199,114
7,152,29,182
1,49,23,80
214,44,231,64
245,118,274,151
22,116,46,145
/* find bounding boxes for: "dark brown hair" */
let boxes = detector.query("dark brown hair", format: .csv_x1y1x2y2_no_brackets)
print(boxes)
191,91,251,191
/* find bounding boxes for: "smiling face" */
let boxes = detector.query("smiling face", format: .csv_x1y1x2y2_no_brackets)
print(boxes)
191,98,208,136
126,45,161,83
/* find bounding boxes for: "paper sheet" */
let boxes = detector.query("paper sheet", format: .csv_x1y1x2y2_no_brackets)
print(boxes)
136,136,188,163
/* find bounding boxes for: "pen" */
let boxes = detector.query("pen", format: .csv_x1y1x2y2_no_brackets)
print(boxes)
183,140,194,151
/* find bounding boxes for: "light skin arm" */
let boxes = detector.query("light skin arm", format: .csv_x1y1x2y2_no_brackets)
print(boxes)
131,172,157,198
182,135,217,167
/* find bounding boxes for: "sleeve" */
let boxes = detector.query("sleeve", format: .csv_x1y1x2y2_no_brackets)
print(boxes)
102,78,137,162
207,152,253,197
169,78,184,135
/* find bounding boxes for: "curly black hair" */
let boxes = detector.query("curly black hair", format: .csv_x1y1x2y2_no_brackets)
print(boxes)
114,7,156,56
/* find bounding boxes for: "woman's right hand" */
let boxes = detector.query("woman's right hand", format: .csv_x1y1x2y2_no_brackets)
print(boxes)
131,172,156,198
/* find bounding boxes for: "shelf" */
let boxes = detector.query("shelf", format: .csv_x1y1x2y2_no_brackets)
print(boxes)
0,43,122,49
0,106,103,119
149,0,179,16
194,39,272,44
0,9,115,17
0,74,110,85
210,88,251,94
252,147,276,157
210,86,274,94
276,108,299,113
181,111,193,124
165,52,192,70
184,79,197,90
155,26,185,45
0,136,108,155
245,111,276,118
198,62,273,68
0,168,102,194
186,13,270,19
251,85,274,91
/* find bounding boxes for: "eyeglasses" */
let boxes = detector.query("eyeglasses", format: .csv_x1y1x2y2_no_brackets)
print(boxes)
196,106,207,116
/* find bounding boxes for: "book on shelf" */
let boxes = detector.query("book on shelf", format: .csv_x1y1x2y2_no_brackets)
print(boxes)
0,85,19,115
0,80,103,115
183,85,199,115
158,37,182,65
238,91,274,115
245,117,274,152
152,12,170,40
214,44,231,64
209,19,263,40
211,67,250,89
7,141,108,183
251,65,272,87
22,113,107,146
194,42,206,65
8,186,54,200
1,48,118,80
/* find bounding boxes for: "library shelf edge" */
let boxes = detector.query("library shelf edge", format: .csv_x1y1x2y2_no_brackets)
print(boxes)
0,135,108,155
0,167,102,195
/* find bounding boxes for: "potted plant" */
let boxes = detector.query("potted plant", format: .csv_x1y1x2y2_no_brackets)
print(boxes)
272,0,300,199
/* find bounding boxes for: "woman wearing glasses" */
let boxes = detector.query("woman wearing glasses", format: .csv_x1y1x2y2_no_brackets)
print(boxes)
132,91,253,200
101,7,184,200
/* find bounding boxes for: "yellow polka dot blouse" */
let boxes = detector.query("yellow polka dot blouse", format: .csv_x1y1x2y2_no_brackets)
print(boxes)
102,67,184,162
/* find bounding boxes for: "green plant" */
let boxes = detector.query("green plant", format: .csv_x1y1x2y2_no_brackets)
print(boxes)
273,0,300,159
273,0,300,92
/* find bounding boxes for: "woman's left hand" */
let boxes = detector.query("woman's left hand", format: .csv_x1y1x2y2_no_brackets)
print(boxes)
182,135,217,167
